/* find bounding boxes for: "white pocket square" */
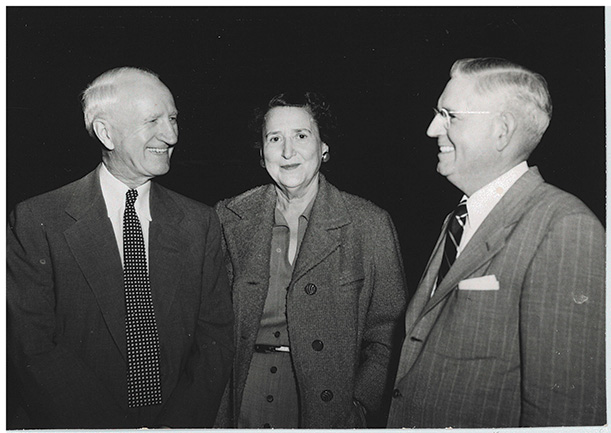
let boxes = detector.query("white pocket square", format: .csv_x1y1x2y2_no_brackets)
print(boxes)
458,275,499,291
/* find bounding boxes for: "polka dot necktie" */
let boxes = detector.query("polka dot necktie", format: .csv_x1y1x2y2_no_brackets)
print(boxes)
123,189,162,408
436,198,468,286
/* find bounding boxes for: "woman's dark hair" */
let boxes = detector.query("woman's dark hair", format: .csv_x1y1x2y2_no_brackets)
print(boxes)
249,91,337,149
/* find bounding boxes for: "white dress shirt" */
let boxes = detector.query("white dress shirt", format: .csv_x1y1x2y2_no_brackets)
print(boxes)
99,163,152,266
457,161,529,258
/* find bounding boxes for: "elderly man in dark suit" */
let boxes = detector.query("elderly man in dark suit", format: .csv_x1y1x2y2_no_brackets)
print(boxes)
7,67,234,429
387,58,605,428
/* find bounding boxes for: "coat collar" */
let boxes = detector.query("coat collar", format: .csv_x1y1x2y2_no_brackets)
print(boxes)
225,174,351,225
63,164,186,360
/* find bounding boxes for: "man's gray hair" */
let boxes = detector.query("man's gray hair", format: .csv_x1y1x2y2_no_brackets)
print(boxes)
450,58,552,150
81,67,159,137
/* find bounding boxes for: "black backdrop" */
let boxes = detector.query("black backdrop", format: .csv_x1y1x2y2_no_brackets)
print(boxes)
7,7,605,295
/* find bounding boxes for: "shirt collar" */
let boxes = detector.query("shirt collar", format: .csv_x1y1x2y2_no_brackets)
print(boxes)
464,161,529,230
99,163,152,222
274,190,317,226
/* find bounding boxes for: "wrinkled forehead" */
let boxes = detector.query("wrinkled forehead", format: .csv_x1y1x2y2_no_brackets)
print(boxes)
120,75,173,99
114,77,175,111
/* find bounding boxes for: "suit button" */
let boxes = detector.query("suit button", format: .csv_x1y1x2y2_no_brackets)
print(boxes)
304,283,317,295
393,388,402,398
320,389,334,402
270,366,277,374
274,331,281,338
266,395,274,403
312,340,324,351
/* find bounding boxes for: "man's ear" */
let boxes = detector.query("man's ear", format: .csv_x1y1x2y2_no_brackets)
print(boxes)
92,119,115,151
494,111,517,152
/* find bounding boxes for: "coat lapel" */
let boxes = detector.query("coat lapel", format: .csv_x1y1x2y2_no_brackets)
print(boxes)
63,166,127,360
222,184,277,338
148,183,186,326
292,177,351,284
403,219,448,336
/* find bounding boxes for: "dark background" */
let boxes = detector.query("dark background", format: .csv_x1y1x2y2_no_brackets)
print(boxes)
7,6,605,294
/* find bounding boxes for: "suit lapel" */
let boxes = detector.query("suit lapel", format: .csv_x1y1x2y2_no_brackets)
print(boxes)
148,183,186,327
393,218,448,380
63,167,127,360
403,219,448,335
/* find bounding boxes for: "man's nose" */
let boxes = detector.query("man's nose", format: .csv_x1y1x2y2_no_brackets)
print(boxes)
159,118,178,145
426,114,446,138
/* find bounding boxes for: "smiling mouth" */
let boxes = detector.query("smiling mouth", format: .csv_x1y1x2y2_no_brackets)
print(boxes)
439,145,454,154
147,148,169,154
281,163,300,170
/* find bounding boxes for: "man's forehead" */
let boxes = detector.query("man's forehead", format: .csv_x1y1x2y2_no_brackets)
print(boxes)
115,78,174,110
117,76,169,97
440,75,500,108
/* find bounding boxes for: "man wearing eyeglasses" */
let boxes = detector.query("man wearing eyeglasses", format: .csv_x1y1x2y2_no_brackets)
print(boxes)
387,58,605,428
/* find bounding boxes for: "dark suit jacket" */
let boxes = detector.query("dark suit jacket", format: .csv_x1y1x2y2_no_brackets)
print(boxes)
214,175,407,428
387,167,606,428
7,165,234,429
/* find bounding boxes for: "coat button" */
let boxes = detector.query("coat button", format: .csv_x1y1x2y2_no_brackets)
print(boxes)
304,283,317,295
393,388,402,398
274,331,281,338
312,340,324,351
320,389,334,402
266,395,274,403
270,366,277,374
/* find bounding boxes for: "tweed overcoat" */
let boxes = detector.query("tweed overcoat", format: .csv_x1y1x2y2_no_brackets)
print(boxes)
387,168,606,428
7,165,234,429
214,175,407,428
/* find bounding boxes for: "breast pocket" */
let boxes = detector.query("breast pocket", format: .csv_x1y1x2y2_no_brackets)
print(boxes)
338,270,365,292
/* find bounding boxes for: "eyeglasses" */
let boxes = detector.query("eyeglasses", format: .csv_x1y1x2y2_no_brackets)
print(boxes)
432,107,494,129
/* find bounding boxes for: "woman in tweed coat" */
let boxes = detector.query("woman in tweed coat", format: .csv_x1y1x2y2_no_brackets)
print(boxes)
214,92,406,428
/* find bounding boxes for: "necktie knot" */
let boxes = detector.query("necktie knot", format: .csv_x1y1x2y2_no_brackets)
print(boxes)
451,199,468,231
126,189,138,207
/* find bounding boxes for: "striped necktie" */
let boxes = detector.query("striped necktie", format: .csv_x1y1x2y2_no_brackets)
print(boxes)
123,189,162,408
436,198,468,286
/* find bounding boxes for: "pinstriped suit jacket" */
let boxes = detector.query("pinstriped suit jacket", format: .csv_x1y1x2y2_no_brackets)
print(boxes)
387,167,605,428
